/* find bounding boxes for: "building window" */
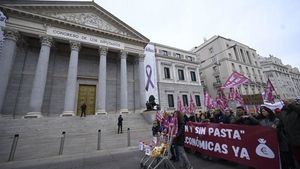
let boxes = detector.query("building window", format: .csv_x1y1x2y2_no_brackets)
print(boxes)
182,95,188,106
168,94,174,107
246,67,249,74
240,49,246,63
254,61,258,66
209,47,214,53
228,53,232,59
178,69,185,80
164,67,170,79
190,71,196,81
175,53,181,58
195,95,201,106
162,50,168,56
233,47,239,61
186,56,193,61
246,51,252,65
232,63,236,71
215,75,221,83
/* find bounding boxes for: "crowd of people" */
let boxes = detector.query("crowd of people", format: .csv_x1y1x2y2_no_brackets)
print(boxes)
152,99,300,169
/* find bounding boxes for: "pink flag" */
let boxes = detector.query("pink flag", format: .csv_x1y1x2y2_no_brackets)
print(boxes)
235,89,244,105
223,72,249,89
204,92,213,109
228,87,236,100
177,96,185,112
189,94,197,114
216,88,228,111
264,79,275,103
156,111,163,122
169,115,178,136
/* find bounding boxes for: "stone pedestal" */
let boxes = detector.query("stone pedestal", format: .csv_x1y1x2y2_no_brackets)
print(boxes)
141,110,156,124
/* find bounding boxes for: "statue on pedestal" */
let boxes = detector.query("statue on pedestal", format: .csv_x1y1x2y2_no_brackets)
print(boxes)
146,95,160,111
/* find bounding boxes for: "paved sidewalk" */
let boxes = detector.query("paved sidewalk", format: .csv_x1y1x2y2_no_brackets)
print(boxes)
0,146,248,169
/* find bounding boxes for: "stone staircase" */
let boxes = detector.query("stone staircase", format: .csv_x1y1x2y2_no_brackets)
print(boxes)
0,113,153,163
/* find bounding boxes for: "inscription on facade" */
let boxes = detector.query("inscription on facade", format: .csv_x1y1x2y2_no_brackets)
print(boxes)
47,27,124,49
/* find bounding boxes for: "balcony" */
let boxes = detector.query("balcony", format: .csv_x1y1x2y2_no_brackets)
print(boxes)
213,81,222,88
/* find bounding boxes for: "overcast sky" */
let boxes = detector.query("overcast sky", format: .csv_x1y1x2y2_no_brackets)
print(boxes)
96,0,300,68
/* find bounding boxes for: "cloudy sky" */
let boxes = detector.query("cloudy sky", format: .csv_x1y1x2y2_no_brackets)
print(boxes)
96,0,300,68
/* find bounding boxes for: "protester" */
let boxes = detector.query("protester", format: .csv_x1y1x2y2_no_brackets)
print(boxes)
195,113,201,122
230,106,259,125
117,115,123,134
199,112,210,122
258,106,279,127
152,120,160,137
222,108,234,124
211,109,224,123
275,106,296,169
281,99,300,168
173,111,194,169
189,112,196,122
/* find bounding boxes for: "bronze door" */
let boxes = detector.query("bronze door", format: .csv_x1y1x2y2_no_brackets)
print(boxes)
77,85,96,116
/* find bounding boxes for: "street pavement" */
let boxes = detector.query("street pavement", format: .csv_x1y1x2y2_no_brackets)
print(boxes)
0,146,248,169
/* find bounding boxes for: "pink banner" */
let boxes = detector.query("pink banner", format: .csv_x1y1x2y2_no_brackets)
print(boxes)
185,122,280,169
228,87,236,100
235,89,244,105
177,96,185,112
204,92,213,109
189,94,197,114
264,79,275,103
223,72,249,88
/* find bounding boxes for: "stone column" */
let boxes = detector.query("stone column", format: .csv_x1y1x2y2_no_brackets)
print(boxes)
61,41,80,116
96,46,108,115
0,30,18,113
138,54,146,110
120,50,128,113
25,36,52,118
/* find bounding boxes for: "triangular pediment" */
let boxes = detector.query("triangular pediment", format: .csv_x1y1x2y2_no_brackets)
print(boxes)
41,11,130,36
1,1,149,43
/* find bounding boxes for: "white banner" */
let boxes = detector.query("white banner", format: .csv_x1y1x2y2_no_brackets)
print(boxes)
144,43,159,104
47,27,124,49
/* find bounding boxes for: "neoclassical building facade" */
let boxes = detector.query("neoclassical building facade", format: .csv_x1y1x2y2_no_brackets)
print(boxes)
192,35,266,98
155,43,203,112
0,1,149,117
259,55,300,99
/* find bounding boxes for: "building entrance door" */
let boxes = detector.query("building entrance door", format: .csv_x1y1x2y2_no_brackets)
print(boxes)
77,84,96,116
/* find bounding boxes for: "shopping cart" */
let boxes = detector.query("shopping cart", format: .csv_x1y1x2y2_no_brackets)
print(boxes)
139,128,176,169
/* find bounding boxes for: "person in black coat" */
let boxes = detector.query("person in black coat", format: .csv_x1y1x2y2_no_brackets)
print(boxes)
280,100,300,168
173,111,193,169
117,115,123,134
230,106,259,125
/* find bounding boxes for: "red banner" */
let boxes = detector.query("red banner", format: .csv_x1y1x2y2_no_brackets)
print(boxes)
184,122,280,169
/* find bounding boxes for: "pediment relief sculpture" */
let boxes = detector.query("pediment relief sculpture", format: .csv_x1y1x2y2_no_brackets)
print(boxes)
42,12,131,37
